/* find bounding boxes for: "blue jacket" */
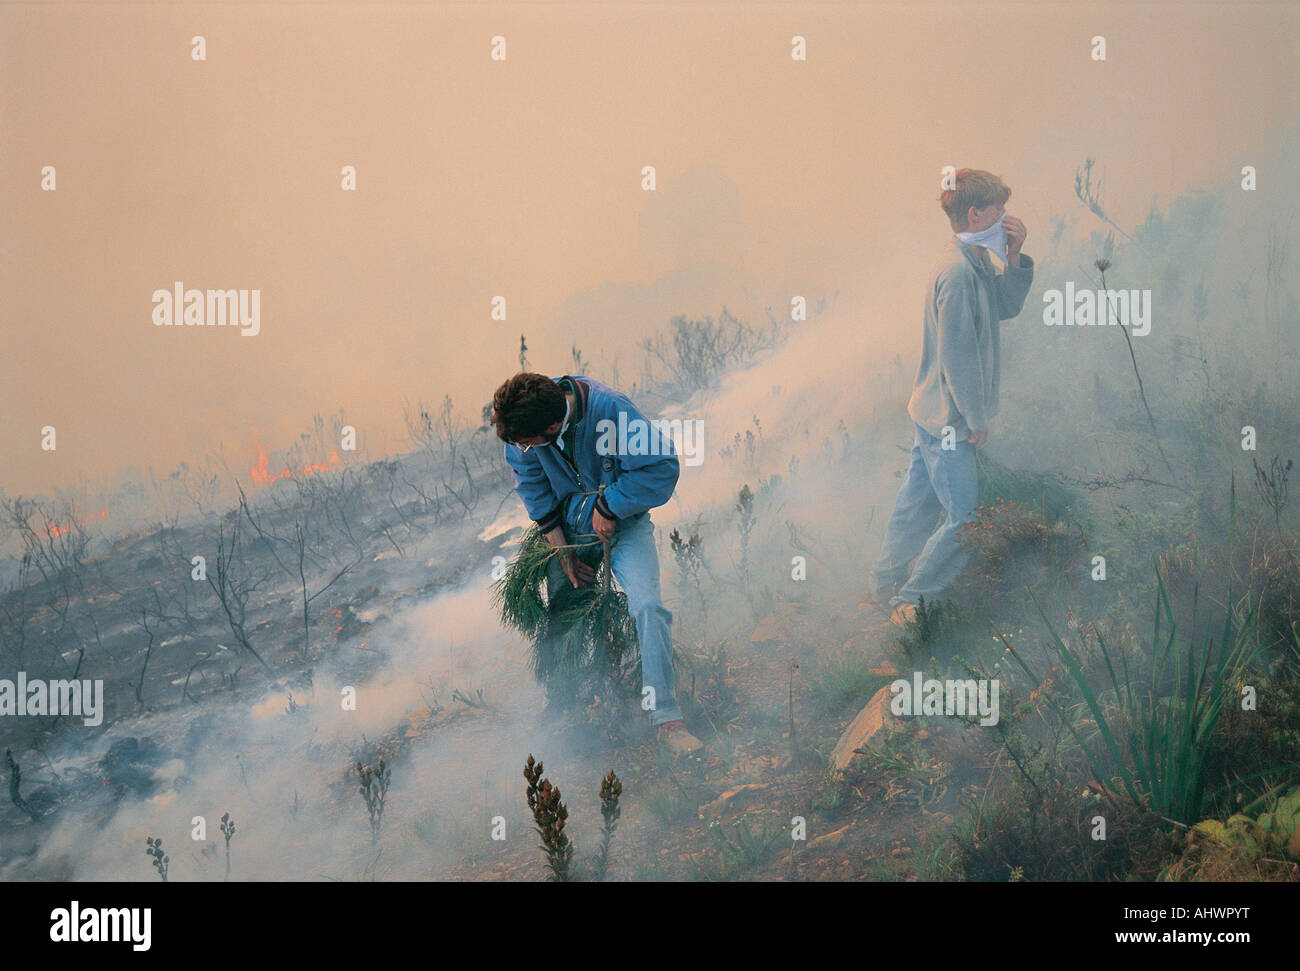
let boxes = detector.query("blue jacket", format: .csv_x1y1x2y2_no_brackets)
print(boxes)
503,375,680,537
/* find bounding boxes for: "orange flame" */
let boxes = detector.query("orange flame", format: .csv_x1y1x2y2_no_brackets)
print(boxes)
47,506,108,538
250,442,341,488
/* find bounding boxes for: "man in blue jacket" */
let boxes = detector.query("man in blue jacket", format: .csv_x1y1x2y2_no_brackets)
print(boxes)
491,372,702,753
874,169,1034,625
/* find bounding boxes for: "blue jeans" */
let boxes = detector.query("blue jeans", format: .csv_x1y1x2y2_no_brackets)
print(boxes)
874,424,979,607
545,512,683,726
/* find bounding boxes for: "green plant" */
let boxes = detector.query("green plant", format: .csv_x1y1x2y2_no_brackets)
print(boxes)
896,596,968,662
696,813,781,880
493,525,640,710
951,740,1179,882
856,731,950,813
807,648,892,713
906,832,961,881
976,455,1081,527
1165,786,1300,880
643,774,696,825
1028,567,1261,823
1193,787,1300,861
810,772,855,818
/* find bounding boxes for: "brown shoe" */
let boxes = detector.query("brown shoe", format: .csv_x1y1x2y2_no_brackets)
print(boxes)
657,721,703,755
890,602,918,627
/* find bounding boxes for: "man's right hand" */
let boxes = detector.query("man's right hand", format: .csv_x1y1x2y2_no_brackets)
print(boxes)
546,525,595,587
968,427,989,446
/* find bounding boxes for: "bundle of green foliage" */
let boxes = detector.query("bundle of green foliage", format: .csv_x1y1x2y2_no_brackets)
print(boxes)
493,524,641,710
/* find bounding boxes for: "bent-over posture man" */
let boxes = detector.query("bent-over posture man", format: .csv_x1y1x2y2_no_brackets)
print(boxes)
491,372,702,753
874,168,1034,624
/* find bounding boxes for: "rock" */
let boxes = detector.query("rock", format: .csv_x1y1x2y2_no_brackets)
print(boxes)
829,684,898,771
698,783,770,821
749,614,787,647
808,822,854,850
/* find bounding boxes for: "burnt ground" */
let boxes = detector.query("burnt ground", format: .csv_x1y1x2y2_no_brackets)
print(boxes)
434,596,992,883
0,442,1031,883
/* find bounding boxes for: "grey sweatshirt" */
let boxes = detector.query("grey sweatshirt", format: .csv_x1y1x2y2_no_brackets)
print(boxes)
907,238,1035,439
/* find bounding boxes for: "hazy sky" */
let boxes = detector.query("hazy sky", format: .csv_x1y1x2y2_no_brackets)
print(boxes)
2,1,1294,499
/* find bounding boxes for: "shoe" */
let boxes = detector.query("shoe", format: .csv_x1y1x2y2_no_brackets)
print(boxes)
889,602,919,627
657,721,703,755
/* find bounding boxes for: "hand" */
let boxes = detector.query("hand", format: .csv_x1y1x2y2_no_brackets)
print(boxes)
546,525,596,587
1003,215,1026,265
559,549,595,588
968,427,989,446
592,506,616,543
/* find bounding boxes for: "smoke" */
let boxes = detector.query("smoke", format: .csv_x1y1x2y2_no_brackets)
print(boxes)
3,94,1295,880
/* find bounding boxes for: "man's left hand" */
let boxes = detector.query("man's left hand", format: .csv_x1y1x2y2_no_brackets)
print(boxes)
1004,215,1027,266
593,507,615,543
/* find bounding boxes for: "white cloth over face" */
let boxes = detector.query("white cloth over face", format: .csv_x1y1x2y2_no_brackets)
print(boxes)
956,213,1008,263
543,396,572,446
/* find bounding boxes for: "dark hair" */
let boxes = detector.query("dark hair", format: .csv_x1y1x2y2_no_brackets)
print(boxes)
490,373,565,442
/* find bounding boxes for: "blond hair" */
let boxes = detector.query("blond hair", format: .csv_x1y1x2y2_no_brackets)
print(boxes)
940,169,1011,231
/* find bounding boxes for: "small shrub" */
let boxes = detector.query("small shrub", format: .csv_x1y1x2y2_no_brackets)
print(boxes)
357,759,391,844
957,500,1083,600
807,648,892,713
896,596,970,663
1035,568,1261,824
1166,787,1300,880
219,812,236,881
695,814,781,881
523,755,623,882
145,836,169,882
976,455,1081,526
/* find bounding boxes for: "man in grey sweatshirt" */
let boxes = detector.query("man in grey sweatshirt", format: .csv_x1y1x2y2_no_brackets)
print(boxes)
874,169,1034,623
